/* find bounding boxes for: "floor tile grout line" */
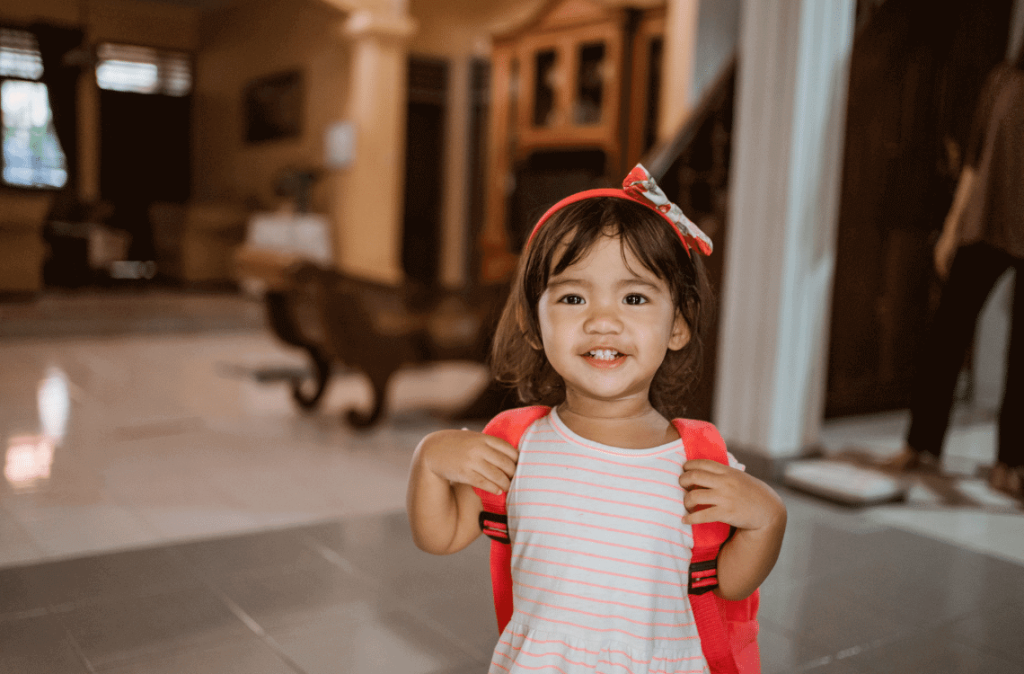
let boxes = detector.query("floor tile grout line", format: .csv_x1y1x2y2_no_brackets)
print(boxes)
299,533,494,662
62,625,100,674
202,579,311,674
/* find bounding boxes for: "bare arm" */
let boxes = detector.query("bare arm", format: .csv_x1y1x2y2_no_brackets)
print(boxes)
934,166,976,278
406,429,518,555
679,460,787,600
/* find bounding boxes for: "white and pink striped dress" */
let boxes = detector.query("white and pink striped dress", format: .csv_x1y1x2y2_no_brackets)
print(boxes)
489,409,740,674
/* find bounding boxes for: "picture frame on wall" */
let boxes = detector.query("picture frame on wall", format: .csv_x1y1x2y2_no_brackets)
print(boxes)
244,70,303,143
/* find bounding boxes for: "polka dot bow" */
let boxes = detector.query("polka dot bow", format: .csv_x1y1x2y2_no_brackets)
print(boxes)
622,164,713,256
527,163,713,257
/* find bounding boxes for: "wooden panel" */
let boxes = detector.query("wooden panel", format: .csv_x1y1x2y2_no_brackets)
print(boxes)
824,0,1013,417
627,11,665,167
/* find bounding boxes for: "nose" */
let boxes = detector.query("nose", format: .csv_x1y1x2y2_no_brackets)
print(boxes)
583,300,623,334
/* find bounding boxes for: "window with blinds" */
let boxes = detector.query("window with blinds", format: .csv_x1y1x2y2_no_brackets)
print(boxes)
0,28,66,189
0,28,44,79
95,43,192,96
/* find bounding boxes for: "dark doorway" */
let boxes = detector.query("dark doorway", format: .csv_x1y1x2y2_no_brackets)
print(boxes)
99,90,191,266
825,0,1013,417
402,57,448,290
506,149,608,253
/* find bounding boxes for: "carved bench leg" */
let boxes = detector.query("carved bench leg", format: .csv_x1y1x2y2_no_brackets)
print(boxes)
290,346,331,410
346,366,394,428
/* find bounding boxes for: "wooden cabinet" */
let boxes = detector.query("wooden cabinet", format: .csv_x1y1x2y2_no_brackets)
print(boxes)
512,21,624,161
480,0,665,282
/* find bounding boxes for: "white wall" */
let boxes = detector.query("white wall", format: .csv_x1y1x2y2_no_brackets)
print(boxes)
1010,0,1024,62
691,0,741,102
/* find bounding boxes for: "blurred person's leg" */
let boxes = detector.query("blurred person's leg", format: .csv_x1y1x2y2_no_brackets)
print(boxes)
991,258,1024,497
900,243,1011,468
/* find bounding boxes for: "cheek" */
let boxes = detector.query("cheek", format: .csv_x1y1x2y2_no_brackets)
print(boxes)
537,307,554,344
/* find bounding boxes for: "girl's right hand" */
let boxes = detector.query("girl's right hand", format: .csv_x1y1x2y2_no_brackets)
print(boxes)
420,429,519,495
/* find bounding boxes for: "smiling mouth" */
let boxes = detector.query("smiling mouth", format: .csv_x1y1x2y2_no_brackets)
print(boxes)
586,349,623,361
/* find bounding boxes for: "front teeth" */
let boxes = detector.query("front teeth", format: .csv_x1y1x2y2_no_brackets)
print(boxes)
588,349,620,360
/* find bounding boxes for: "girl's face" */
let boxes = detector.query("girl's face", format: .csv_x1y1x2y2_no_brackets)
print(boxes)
537,233,690,414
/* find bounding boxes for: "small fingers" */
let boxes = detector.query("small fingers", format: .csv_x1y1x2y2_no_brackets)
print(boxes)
683,486,719,513
472,476,509,496
682,459,726,473
475,446,516,486
474,461,515,495
682,506,721,526
679,468,723,491
482,435,519,464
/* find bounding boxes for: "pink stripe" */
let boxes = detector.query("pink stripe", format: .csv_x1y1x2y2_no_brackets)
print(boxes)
519,542,685,574
549,421,682,458
501,630,705,665
500,646,592,668
500,632,601,656
491,661,570,674
516,488,684,519
516,579,693,615
518,514,692,547
524,461,680,490
515,555,685,589
517,567,687,601
514,501,687,535
526,446,681,477
518,473,683,505
515,606,700,642
596,659,635,674
515,528,692,564
516,590,694,629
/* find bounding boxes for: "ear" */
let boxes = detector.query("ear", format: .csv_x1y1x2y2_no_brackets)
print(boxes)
668,312,691,351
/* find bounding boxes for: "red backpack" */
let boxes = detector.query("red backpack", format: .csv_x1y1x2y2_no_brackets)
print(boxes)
473,406,760,674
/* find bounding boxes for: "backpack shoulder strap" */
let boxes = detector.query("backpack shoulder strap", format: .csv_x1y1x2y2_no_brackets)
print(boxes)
674,419,743,674
473,405,550,633
673,418,734,557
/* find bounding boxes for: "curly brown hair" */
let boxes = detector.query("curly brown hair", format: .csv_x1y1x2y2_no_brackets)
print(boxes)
490,196,713,419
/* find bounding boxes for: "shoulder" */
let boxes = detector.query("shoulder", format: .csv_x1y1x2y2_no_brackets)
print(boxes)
672,418,744,468
482,406,551,443
981,63,1023,107
671,418,725,446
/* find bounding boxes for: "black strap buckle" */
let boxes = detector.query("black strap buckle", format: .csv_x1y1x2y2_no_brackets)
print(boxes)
688,558,719,595
479,511,510,544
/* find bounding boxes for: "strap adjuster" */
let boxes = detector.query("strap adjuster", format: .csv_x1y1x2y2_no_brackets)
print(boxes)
688,558,719,595
479,511,510,544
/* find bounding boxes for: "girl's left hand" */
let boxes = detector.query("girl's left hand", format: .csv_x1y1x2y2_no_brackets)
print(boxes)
678,459,785,532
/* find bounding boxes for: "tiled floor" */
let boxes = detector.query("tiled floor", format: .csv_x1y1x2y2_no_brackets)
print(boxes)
1,290,1022,674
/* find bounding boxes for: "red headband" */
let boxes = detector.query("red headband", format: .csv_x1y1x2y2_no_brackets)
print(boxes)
525,164,713,257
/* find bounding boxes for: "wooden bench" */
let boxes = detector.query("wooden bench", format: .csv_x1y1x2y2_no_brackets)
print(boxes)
236,247,511,427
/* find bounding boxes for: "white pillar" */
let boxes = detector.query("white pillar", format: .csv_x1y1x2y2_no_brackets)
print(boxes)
1011,0,1024,61
658,0,700,142
714,0,855,457
331,9,417,284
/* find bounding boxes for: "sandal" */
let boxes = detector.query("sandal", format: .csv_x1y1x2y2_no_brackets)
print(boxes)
988,463,1024,501
879,446,939,473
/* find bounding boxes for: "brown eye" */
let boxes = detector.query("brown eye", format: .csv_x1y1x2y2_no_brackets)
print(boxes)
624,294,648,305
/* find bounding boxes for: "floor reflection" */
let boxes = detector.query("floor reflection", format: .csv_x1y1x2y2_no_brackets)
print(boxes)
0,291,1020,673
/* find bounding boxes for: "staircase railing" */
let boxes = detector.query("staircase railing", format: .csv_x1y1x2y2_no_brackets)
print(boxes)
640,53,737,421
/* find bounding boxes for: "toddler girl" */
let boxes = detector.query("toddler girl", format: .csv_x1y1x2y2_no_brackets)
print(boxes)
407,165,786,673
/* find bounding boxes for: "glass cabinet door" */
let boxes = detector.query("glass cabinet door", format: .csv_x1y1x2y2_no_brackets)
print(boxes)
574,41,606,125
532,49,558,127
